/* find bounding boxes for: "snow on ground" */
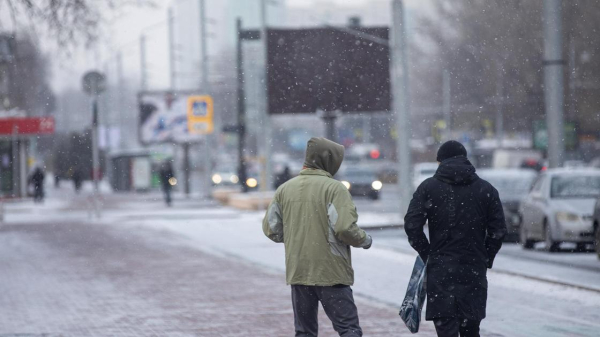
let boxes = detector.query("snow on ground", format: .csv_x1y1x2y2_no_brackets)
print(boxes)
4,190,600,336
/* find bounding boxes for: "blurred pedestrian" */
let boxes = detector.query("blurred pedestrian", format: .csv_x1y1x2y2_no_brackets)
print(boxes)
274,165,292,189
263,137,372,337
159,160,175,206
72,167,83,193
404,140,507,337
29,167,45,203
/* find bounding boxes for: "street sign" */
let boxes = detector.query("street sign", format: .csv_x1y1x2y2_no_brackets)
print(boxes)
82,71,106,96
533,120,578,151
187,95,214,134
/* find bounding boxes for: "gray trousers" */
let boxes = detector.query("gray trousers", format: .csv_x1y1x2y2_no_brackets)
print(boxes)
291,285,362,337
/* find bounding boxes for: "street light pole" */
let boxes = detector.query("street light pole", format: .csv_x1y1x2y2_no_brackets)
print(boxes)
140,34,147,91
391,0,413,216
200,0,212,199
543,0,565,168
260,0,273,192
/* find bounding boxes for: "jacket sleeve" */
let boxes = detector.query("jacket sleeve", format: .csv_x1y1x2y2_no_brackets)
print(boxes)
485,186,507,268
404,183,431,262
330,184,370,248
262,191,284,243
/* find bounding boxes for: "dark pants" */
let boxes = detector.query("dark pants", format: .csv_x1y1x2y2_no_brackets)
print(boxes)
291,285,362,337
433,317,481,337
162,186,172,206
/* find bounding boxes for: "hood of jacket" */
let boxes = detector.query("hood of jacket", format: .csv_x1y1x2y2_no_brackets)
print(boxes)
303,137,345,177
434,156,478,185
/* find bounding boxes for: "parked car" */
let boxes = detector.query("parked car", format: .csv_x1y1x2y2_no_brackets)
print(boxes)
413,162,438,189
478,169,538,241
339,166,382,200
519,168,600,252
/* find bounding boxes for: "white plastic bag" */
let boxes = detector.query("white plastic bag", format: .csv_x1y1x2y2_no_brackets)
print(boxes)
399,256,427,333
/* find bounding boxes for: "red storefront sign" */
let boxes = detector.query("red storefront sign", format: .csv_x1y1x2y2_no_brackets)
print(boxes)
0,117,55,135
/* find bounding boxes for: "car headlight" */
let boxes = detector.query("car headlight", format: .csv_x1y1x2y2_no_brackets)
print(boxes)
371,180,383,190
212,174,222,184
556,212,580,223
246,178,258,188
230,175,239,184
341,181,351,189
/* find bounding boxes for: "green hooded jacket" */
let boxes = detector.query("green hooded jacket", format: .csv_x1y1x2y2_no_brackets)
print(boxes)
262,137,372,286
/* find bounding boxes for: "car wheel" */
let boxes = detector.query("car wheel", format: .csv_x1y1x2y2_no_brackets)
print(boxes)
520,223,535,249
544,221,560,252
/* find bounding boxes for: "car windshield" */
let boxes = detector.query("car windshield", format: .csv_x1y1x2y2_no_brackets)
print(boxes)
484,175,536,200
550,175,600,199
344,171,376,183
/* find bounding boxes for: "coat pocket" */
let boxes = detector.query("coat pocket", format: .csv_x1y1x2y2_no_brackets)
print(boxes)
327,203,350,260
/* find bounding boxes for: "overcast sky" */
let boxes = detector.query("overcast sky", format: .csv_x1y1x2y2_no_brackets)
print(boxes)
46,0,428,93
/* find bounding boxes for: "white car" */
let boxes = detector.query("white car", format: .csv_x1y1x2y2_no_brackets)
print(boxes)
519,168,600,251
413,162,438,189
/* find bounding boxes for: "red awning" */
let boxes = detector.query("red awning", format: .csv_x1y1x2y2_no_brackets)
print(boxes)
0,117,55,135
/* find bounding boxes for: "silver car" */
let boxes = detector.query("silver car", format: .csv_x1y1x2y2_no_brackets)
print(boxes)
519,168,600,251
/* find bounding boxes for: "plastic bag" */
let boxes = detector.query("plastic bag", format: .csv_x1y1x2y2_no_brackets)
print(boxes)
399,256,427,333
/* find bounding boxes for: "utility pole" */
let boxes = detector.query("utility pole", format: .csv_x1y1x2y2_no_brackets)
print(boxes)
542,0,565,168
236,18,248,193
442,69,451,141
168,8,176,90
140,34,147,91
391,0,412,216
200,0,211,199
117,52,125,149
495,67,505,148
260,0,273,192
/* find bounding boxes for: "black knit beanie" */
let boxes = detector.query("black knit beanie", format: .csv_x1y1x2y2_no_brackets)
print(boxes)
437,140,467,162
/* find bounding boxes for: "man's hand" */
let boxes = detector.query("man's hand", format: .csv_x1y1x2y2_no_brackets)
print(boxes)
361,235,373,249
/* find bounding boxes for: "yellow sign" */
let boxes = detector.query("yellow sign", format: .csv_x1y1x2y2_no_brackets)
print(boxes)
187,95,214,134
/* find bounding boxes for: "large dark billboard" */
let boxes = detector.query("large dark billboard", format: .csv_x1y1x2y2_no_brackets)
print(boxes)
267,27,390,114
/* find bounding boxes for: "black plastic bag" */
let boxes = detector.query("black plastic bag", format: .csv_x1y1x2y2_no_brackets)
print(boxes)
399,256,427,333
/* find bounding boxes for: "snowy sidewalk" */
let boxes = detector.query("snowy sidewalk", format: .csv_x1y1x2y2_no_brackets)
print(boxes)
0,193,432,336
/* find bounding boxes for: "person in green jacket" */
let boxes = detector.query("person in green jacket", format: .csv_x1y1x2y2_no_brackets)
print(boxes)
263,137,373,337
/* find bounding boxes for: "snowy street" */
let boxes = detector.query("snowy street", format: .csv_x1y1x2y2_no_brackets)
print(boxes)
2,188,599,336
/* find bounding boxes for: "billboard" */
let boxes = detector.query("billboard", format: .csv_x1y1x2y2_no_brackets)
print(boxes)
139,92,203,144
267,27,390,114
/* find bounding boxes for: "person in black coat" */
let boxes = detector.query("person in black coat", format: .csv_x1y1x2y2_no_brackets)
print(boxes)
159,160,175,206
29,167,45,203
404,140,506,337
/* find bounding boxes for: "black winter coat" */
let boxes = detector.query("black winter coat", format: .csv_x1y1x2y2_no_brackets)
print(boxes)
404,156,506,321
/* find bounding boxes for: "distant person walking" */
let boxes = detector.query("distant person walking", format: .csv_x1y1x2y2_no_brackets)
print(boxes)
29,167,45,203
159,160,175,206
72,167,83,193
263,137,372,337
274,165,292,189
404,140,506,337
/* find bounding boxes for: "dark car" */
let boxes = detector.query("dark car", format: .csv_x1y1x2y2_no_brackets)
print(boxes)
339,167,382,200
478,168,538,241
592,198,600,259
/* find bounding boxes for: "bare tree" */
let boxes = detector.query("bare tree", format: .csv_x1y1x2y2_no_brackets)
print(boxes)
1,0,153,47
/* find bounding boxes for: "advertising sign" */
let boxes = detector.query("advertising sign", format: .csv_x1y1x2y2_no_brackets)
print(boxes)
139,92,204,144
267,27,390,114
